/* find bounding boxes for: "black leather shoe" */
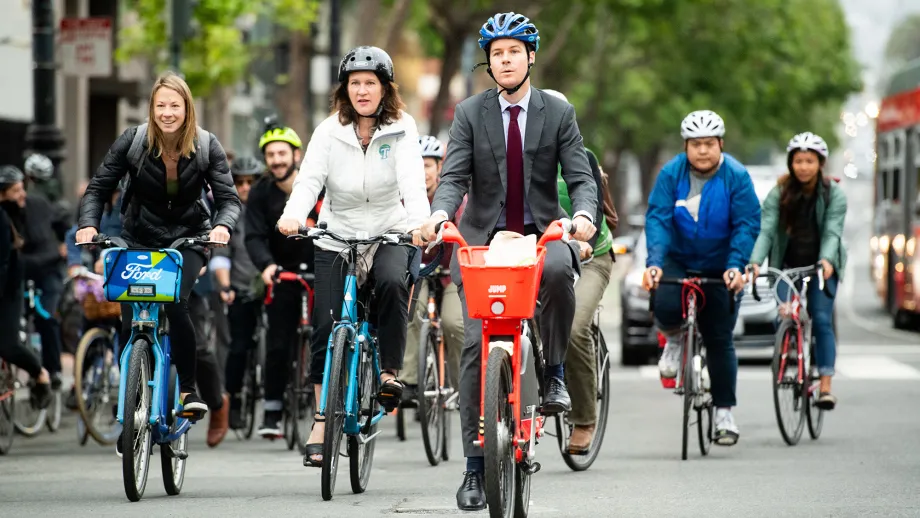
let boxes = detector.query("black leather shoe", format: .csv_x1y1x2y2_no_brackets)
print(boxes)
541,376,572,414
456,471,486,511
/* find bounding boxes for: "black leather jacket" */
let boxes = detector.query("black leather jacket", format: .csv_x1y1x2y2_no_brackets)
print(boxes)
78,126,241,248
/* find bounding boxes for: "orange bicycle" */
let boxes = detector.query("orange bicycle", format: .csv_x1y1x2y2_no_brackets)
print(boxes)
436,219,572,518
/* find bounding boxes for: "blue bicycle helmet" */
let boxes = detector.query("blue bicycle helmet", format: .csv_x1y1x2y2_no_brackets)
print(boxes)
478,12,540,53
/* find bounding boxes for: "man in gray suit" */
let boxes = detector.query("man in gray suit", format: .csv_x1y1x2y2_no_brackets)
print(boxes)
420,12,598,511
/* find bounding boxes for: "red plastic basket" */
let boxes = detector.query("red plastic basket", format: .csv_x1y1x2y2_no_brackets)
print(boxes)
456,245,546,319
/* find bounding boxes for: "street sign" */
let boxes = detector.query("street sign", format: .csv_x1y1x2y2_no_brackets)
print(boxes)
59,17,112,77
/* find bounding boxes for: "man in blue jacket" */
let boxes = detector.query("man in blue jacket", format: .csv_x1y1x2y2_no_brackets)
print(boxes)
642,110,760,446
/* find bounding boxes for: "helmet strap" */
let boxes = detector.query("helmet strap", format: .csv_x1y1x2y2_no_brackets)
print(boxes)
486,62,533,96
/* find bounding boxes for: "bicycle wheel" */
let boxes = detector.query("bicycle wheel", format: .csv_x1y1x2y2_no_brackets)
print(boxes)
417,321,445,466
806,345,825,440
321,327,349,501
556,330,611,471
349,340,379,494
238,347,257,439
45,389,62,432
161,366,187,496
483,347,515,518
697,350,713,456
74,328,120,445
14,320,47,437
122,339,153,502
772,322,805,446
292,339,315,455
0,362,15,455
680,332,695,461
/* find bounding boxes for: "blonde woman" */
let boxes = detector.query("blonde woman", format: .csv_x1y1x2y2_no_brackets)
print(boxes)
76,72,241,423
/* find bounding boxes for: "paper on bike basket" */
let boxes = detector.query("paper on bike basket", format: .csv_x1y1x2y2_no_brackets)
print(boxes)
482,231,537,266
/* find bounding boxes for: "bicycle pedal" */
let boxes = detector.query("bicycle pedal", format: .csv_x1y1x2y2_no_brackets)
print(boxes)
523,461,541,475
163,445,188,460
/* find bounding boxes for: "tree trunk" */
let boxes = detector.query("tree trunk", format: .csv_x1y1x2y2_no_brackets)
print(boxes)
381,0,412,51
204,86,233,145
357,0,380,45
539,1,584,79
276,30,312,142
428,33,462,136
638,143,662,202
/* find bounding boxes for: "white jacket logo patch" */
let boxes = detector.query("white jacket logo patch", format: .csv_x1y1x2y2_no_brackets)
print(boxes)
379,144,391,160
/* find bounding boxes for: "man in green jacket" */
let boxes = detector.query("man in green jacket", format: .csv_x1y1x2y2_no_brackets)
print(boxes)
544,89,616,453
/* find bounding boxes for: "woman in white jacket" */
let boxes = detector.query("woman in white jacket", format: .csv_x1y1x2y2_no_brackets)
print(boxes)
277,46,429,467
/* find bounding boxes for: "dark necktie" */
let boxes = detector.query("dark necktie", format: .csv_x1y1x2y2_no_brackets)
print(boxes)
505,105,524,234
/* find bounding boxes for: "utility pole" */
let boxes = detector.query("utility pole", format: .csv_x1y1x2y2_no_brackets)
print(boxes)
170,0,195,74
24,0,65,201
330,0,341,86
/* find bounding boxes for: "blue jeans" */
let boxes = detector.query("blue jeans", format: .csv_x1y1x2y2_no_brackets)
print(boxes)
652,258,740,408
775,274,837,376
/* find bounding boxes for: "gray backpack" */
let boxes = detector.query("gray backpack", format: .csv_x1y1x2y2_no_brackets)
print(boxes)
121,122,212,214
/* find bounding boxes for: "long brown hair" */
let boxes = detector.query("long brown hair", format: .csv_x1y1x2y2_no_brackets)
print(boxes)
778,151,825,232
147,72,198,158
331,79,406,127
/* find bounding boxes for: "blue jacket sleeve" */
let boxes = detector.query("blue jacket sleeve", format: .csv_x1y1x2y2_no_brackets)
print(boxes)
65,225,82,267
645,163,678,268
726,169,761,270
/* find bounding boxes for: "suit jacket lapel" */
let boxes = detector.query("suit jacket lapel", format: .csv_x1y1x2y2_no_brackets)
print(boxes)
482,92,507,192
523,89,545,188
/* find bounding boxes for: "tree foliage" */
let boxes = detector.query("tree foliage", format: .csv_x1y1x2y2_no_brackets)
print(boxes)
116,0,321,98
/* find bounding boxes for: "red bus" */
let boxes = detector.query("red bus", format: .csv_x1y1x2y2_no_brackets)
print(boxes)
873,61,920,329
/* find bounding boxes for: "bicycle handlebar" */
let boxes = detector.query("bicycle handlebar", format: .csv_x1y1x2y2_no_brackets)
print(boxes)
284,222,413,247
648,272,737,315
429,218,575,252
76,234,225,251
746,263,829,303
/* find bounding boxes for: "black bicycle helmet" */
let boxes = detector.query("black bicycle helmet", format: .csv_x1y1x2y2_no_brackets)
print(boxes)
232,155,264,176
0,165,25,188
338,46,395,84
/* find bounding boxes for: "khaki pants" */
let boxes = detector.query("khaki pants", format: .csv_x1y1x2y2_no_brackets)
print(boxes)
402,281,463,388
566,252,614,425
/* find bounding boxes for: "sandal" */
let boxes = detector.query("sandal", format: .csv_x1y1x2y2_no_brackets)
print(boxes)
816,392,837,410
303,414,324,468
376,371,405,412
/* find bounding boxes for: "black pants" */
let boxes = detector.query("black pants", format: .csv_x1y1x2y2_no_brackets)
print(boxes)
264,282,307,408
32,272,64,374
189,290,223,409
119,249,205,395
224,298,261,396
310,246,411,385
0,279,43,379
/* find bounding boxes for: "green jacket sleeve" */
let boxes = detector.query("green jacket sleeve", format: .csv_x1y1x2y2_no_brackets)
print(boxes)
749,185,779,265
819,182,847,268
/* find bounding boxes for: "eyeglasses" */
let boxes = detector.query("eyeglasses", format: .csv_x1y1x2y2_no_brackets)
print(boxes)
233,178,255,186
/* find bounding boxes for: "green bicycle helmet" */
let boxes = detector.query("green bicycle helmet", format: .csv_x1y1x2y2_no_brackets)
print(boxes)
258,115,303,152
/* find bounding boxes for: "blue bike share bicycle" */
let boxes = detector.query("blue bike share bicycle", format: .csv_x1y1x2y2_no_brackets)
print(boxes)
288,222,414,501
78,234,220,502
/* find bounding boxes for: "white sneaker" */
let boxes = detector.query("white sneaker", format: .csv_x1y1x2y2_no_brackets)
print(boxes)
657,340,682,378
714,408,740,446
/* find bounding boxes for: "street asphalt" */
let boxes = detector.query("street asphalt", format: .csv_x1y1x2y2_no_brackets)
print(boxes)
2,177,919,517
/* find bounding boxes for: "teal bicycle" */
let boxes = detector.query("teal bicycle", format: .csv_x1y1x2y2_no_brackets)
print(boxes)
79,234,220,502
290,223,414,501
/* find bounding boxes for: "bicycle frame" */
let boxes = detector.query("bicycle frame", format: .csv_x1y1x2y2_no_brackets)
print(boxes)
435,220,571,464
317,247,385,437
115,295,190,444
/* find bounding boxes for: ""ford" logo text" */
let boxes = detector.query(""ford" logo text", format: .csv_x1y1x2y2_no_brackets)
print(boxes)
121,263,164,281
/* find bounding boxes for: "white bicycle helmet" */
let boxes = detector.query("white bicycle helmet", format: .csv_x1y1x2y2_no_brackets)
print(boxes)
419,135,444,160
680,110,726,140
786,132,829,159
24,153,54,181
542,89,569,104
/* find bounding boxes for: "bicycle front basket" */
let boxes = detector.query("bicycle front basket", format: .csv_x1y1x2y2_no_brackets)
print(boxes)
101,248,184,303
456,245,546,319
